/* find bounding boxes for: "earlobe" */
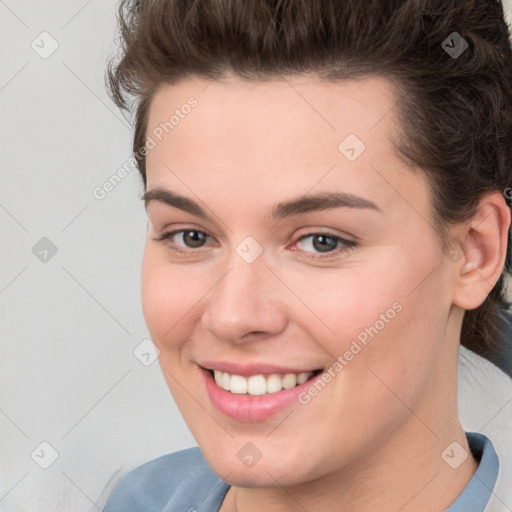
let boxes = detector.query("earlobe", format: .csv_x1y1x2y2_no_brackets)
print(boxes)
452,192,511,310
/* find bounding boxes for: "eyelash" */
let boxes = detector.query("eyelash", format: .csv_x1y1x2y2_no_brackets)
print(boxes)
293,231,357,260
154,229,357,260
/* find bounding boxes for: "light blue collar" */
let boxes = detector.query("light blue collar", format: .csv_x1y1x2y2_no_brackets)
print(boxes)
445,432,499,511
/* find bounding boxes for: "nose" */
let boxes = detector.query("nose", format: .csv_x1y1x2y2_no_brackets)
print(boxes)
201,251,288,344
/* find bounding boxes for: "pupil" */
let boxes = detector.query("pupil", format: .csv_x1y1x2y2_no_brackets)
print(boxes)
184,230,206,248
312,235,337,252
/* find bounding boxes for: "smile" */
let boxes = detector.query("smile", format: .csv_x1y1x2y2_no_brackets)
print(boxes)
212,369,320,395
200,365,324,421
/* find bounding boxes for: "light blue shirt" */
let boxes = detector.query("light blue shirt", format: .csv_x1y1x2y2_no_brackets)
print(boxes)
102,432,499,512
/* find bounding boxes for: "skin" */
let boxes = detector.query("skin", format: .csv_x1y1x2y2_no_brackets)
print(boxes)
140,74,510,512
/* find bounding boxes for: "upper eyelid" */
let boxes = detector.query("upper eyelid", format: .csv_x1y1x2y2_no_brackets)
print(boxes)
159,228,349,240
293,229,356,247
296,231,349,241
158,228,213,242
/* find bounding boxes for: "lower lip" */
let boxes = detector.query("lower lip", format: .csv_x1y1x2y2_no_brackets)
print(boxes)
201,367,321,422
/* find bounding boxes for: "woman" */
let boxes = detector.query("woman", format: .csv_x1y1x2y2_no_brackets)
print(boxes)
102,0,512,510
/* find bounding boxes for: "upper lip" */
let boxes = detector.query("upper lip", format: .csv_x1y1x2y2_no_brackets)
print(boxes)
199,360,323,376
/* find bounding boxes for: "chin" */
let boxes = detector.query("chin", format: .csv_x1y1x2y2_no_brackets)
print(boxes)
213,461,305,489
200,443,319,489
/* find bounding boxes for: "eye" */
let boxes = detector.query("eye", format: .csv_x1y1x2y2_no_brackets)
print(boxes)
155,229,211,249
294,232,356,257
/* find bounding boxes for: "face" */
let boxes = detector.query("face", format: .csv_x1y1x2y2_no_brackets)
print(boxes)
141,74,459,488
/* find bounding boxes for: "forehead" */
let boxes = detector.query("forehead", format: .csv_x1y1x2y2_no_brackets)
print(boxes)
147,73,399,155
145,74,430,217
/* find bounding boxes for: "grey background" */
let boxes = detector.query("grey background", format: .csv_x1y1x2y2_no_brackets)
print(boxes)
1,1,511,511
1,1,195,510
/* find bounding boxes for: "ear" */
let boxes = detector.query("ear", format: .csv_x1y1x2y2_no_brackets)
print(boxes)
452,191,511,310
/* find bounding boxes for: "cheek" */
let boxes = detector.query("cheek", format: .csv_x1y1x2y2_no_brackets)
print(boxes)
277,259,406,350
140,246,205,347
283,246,446,391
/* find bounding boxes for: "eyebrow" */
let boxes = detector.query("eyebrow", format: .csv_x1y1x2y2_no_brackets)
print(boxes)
142,187,382,220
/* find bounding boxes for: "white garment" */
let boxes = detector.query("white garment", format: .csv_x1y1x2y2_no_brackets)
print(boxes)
458,346,512,511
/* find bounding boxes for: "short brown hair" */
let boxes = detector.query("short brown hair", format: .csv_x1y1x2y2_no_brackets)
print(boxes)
106,0,512,363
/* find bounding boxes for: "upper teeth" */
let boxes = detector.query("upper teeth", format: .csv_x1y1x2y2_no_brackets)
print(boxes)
213,370,313,395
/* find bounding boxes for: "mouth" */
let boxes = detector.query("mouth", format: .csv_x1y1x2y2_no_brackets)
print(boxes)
206,368,324,396
199,364,325,421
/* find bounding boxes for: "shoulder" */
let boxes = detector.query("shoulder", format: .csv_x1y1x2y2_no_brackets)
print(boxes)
102,447,230,512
